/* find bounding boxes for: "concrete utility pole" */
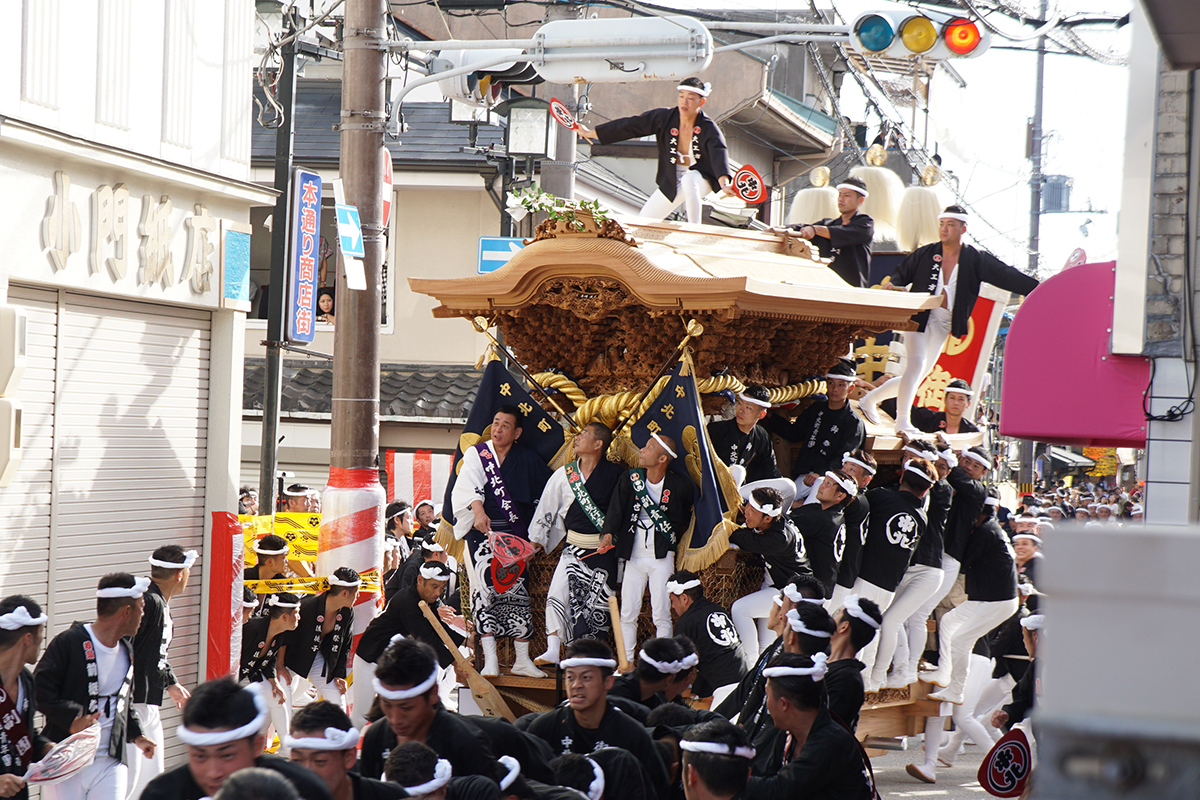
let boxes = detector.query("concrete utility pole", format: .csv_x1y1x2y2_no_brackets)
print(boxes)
318,0,387,641
538,2,580,200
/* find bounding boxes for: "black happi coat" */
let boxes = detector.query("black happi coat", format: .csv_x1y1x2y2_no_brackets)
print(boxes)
890,242,1039,337
349,772,408,799
790,503,846,599
561,459,626,535
912,478,952,568
1000,660,1038,729
858,488,927,593
283,592,353,680
471,441,553,532
792,212,874,287
912,406,981,435
744,709,872,800
714,638,785,777
361,582,464,669
462,714,557,785
131,582,178,705
359,708,499,783
239,616,286,683
595,107,730,200
944,466,988,561
961,517,1019,602
706,419,781,484
601,470,695,561
730,517,813,589
0,668,52,800
141,754,334,800
673,598,750,697
34,622,142,763
525,702,669,798
763,402,864,479
824,658,867,733
835,493,870,589
607,671,662,714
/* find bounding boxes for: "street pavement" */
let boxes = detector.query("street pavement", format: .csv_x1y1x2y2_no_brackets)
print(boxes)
872,738,992,799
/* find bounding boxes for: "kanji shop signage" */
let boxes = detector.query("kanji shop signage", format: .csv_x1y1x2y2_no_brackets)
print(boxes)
287,169,322,344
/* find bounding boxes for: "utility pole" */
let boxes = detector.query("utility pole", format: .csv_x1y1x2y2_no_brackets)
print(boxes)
538,1,579,200
317,0,387,639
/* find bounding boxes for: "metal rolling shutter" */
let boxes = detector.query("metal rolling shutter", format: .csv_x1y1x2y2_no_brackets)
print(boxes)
54,294,211,768
0,286,57,605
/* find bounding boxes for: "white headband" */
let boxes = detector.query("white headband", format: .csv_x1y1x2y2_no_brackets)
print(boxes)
374,667,440,700
177,683,269,746
328,575,362,588
282,487,311,497
1013,533,1042,545
939,212,969,223
747,493,782,518
824,471,857,497
284,726,361,751
403,759,453,796
96,576,151,599
762,651,829,681
842,454,876,476
586,758,605,800
962,449,992,469
842,594,881,630
253,540,289,556
1021,614,1045,631
242,597,259,609
782,584,825,605
737,392,771,408
944,385,973,397
676,82,711,97
651,432,677,459
904,445,934,459
560,657,618,669
679,740,756,760
422,542,446,553
903,464,933,485
267,595,300,609
415,499,434,511
667,579,701,595
824,372,854,383
772,594,783,607
984,496,1000,507
498,755,521,791
418,564,451,581
148,550,198,570
938,449,959,469
836,182,869,198
785,608,832,638
639,650,700,675
1018,582,1037,596
0,605,47,630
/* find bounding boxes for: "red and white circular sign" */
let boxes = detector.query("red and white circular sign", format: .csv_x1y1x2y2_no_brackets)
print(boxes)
549,97,578,131
732,164,766,204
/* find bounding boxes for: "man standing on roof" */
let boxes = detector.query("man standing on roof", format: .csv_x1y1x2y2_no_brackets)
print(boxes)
783,176,875,287
576,78,733,224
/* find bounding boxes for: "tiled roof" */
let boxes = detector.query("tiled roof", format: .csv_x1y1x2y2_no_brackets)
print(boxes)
243,360,490,421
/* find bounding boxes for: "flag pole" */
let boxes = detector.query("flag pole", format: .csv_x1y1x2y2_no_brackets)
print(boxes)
471,316,582,431
612,318,705,437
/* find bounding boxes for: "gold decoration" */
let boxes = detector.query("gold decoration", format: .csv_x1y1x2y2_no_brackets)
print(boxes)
945,317,976,356
915,364,954,411
866,143,888,167
531,372,589,407
457,425,492,470
921,164,942,187
681,425,704,488
810,165,831,188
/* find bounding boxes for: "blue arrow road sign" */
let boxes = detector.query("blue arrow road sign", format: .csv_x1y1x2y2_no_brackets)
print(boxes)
478,237,525,274
335,204,365,258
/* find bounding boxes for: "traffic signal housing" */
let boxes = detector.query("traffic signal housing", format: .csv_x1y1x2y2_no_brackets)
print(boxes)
850,11,990,60
434,49,544,107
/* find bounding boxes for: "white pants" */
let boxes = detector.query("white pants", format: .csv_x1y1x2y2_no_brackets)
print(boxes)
942,656,1005,756
826,583,851,615
290,652,346,711
898,554,960,675
253,679,294,755
849,578,895,675
871,564,944,685
126,703,163,799
937,598,1019,698
860,306,952,430
639,168,707,224
350,654,377,730
731,578,778,664
620,555,674,661
45,753,127,800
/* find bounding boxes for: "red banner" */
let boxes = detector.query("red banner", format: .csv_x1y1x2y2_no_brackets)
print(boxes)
207,512,245,681
915,296,995,410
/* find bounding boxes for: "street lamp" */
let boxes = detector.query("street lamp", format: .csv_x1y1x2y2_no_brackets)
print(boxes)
495,96,552,159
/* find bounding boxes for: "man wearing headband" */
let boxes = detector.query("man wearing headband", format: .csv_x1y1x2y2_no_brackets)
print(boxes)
140,677,332,800
244,533,292,593
288,701,404,799
360,639,499,785
763,359,864,489
279,567,360,712
911,378,980,436
707,385,781,486
827,450,877,612
782,175,874,287
526,639,668,797
239,486,259,516
239,591,301,753
824,595,882,733
1012,530,1042,586
576,77,733,225
667,572,749,702
530,422,626,665
34,574,156,800
450,405,553,678
384,742,456,800
608,637,695,718
729,481,811,663
0,596,52,800
390,540,459,613
743,653,872,799
790,468,855,600
600,433,695,661
678,719,754,800
282,483,318,514
851,459,936,686
128,545,196,796
861,204,1039,436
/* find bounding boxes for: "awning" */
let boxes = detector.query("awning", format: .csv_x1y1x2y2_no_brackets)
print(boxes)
1048,446,1095,468
1000,261,1150,448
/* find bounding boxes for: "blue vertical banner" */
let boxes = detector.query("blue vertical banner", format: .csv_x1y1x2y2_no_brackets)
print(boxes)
288,169,322,343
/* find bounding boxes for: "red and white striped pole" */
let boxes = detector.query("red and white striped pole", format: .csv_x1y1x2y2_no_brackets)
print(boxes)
318,467,385,649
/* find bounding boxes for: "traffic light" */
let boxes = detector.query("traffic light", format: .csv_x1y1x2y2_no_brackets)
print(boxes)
434,49,543,107
850,11,990,60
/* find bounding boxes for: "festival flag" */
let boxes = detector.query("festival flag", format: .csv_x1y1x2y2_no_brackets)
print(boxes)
629,353,741,569
437,359,567,551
